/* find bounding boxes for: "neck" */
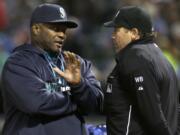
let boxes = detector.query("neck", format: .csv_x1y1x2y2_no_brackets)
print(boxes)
31,38,43,48
47,51,59,58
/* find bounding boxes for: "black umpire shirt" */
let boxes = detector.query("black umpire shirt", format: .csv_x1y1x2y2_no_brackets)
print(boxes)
104,37,179,135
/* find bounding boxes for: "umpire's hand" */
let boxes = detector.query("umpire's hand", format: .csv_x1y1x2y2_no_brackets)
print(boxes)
53,51,81,85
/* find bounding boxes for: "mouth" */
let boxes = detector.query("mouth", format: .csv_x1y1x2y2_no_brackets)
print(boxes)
54,41,63,48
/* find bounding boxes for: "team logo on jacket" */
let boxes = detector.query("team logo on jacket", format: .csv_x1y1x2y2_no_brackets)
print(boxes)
45,81,71,93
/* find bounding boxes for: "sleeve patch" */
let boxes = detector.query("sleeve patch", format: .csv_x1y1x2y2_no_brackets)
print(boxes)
134,76,144,91
134,76,143,83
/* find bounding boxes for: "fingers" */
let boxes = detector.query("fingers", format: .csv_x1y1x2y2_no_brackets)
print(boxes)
63,51,81,67
63,51,71,64
54,52,81,84
76,59,81,68
53,67,65,78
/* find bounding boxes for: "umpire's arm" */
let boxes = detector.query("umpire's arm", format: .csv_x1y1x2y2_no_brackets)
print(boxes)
126,56,172,135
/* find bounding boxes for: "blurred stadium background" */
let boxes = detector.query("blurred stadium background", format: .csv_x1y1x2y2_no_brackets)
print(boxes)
0,0,180,134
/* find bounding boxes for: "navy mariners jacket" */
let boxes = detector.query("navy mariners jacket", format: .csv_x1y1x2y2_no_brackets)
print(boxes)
1,44,103,135
104,37,179,135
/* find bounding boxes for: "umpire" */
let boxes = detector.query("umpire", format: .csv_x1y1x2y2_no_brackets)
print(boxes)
103,6,179,135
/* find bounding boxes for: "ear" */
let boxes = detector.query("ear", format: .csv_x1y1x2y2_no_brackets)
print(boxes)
131,28,140,41
31,24,41,35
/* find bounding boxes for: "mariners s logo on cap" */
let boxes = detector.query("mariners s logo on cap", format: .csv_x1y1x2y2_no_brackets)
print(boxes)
59,7,66,18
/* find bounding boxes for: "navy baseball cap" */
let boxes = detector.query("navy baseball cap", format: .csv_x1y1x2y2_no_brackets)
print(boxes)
104,6,153,33
30,3,78,28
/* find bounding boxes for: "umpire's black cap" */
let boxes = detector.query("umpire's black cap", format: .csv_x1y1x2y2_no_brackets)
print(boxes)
104,6,153,33
30,3,78,28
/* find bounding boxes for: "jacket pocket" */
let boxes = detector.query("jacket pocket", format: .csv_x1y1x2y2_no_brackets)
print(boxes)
19,124,47,135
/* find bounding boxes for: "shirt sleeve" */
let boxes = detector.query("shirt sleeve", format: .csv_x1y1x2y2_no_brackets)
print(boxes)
1,58,77,116
125,55,172,135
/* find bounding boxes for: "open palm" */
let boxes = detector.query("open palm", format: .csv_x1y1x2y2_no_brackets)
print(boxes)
53,51,81,85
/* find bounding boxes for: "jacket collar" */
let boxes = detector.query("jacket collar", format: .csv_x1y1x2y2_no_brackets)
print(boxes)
12,43,60,58
115,36,155,62
13,43,44,55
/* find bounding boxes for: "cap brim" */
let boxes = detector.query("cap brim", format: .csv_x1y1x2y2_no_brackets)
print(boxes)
49,20,78,28
104,21,115,27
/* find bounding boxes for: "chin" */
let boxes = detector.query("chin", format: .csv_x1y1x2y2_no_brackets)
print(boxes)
53,47,62,53
46,50,61,57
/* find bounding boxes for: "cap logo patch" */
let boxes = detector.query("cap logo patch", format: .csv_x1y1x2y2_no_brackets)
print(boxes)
59,7,65,18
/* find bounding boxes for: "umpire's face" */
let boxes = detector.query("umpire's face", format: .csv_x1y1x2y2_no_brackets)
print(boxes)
31,23,67,54
112,27,140,53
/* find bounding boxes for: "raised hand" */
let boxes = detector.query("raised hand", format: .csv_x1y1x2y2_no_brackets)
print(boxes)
53,51,81,85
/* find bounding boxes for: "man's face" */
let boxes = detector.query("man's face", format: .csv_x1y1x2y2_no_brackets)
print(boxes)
34,23,67,54
112,27,133,53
